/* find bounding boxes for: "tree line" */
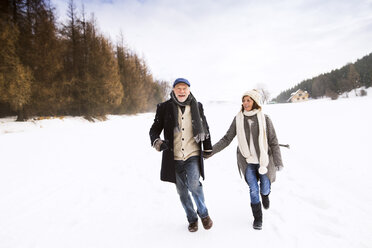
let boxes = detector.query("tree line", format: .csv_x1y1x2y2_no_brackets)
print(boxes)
273,53,372,103
0,0,171,121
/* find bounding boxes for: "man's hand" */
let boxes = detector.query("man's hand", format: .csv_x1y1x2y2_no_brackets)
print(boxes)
276,165,283,171
153,139,169,152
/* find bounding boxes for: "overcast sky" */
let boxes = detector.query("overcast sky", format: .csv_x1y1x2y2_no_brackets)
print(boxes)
53,0,372,102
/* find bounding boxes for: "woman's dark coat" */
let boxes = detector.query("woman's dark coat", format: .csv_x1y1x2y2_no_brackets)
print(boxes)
149,99,212,184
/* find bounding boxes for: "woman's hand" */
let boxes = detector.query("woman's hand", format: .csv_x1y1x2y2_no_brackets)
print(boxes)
203,151,213,159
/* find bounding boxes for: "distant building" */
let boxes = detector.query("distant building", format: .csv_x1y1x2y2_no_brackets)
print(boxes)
287,89,309,103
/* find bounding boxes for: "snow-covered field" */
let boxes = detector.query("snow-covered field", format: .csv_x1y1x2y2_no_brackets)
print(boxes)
1,92,371,248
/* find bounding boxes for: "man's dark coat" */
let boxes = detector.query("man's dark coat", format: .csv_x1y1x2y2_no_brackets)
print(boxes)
149,99,212,183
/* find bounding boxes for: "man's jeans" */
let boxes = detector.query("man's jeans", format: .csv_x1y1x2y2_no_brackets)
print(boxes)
245,163,271,204
175,156,209,223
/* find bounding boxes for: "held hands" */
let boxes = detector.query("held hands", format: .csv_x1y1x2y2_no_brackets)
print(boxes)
153,139,169,152
202,151,213,159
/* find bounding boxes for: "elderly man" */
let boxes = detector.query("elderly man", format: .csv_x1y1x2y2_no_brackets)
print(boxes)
149,78,213,232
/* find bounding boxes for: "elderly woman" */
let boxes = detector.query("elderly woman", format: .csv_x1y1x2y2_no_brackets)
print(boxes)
205,89,283,230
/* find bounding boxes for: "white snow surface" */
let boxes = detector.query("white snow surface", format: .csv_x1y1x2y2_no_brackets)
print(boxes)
1,94,372,248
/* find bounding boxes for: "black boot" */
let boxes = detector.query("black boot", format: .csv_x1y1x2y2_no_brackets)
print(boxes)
251,202,262,230
261,193,270,209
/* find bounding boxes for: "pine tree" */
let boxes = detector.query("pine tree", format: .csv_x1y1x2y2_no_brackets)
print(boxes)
347,64,361,95
0,19,32,120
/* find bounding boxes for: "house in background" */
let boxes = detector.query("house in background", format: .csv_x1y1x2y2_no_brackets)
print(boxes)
287,89,309,103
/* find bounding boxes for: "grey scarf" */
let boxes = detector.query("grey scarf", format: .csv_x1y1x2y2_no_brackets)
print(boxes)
170,91,209,143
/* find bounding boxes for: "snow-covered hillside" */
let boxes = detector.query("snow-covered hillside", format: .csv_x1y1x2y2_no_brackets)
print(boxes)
1,94,371,248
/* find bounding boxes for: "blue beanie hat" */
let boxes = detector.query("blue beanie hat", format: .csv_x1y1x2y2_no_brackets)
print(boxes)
173,78,190,88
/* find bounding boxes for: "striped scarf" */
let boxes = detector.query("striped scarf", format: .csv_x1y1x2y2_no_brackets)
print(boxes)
170,91,209,143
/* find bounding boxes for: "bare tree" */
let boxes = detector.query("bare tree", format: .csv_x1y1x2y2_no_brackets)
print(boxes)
255,83,271,104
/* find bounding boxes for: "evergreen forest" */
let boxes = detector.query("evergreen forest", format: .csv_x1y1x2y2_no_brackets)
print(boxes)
0,0,171,121
274,53,372,103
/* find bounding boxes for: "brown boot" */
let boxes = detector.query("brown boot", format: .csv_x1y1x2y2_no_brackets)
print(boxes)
201,216,213,230
188,221,198,232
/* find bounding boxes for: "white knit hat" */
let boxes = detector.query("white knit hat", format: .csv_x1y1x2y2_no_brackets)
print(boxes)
242,89,262,107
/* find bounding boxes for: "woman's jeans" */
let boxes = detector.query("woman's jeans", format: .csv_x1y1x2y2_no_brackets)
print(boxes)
175,156,209,223
245,163,271,204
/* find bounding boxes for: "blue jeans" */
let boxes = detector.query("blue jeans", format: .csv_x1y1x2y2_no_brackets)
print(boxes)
175,156,209,223
245,163,271,204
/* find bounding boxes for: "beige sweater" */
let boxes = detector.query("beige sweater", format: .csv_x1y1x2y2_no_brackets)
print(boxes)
173,106,200,161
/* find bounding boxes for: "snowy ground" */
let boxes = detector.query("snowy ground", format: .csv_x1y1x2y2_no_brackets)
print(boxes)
1,91,372,248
